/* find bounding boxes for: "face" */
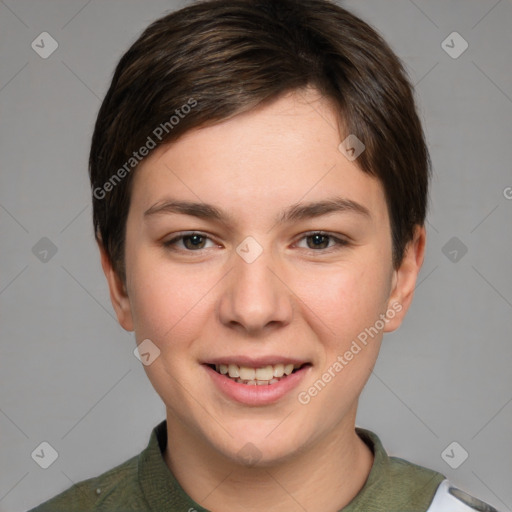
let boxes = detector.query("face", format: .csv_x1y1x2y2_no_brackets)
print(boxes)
102,88,425,466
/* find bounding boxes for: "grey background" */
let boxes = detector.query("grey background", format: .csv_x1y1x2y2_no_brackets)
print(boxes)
0,0,511,511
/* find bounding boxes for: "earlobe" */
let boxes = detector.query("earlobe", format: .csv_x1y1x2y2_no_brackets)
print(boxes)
384,225,426,333
98,242,134,332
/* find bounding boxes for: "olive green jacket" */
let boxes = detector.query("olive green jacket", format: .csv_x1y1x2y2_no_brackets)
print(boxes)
29,421,446,512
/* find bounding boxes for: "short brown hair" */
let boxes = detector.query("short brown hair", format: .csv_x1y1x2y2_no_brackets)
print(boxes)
90,0,430,280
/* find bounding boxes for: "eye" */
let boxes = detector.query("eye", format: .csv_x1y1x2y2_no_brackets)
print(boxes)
295,232,349,251
163,231,348,253
163,232,218,251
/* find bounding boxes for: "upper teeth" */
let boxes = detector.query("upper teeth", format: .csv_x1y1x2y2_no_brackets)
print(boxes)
216,363,300,380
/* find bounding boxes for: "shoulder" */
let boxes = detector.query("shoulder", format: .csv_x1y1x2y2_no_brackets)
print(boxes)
387,452,446,492
383,453,447,507
354,428,500,512
356,427,445,503
27,453,149,512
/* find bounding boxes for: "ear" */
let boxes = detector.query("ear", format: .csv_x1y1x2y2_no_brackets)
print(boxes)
384,225,426,332
98,241,134,332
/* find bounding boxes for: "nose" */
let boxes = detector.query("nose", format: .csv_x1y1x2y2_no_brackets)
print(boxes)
217,243,293,335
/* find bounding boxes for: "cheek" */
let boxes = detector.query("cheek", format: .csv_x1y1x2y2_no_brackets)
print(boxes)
293,262,391,418
126,249,215,344
295,258,392,345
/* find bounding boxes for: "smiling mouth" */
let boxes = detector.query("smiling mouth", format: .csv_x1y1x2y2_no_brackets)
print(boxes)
208,362,310,385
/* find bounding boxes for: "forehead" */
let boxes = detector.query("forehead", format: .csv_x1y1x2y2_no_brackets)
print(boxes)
130,89,387,225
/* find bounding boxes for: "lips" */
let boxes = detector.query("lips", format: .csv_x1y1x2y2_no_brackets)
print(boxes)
204,361,311,405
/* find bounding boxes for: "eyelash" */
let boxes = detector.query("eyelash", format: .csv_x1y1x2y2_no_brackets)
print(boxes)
162,231,349,254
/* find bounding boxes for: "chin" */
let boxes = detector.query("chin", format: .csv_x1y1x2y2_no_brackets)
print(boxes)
210,420,311,468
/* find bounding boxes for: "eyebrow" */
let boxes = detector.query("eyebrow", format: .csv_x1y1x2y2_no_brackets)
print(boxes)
144,196,371,224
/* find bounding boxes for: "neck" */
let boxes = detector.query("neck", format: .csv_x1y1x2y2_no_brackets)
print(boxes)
164,410,374,512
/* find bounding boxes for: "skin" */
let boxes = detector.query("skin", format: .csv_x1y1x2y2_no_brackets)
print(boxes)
100,88,426,512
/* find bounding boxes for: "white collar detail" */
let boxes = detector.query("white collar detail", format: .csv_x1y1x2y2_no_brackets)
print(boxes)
426,479,500,512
